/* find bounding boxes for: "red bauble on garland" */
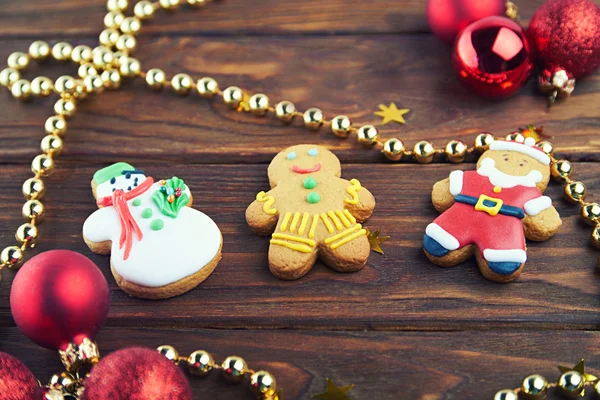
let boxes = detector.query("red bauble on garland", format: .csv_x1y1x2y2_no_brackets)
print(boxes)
528,0,600,102
0,352,42,400
81,347,193,400
427,0,507,45
10,250,110,351
452,16,534,99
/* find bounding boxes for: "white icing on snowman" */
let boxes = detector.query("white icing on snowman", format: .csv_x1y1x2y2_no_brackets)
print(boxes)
95,168,147,199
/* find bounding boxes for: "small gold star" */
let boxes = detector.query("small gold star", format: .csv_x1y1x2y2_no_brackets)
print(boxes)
558,359,598,383
367,229,390,254
312,378,354,400
374,102,410,125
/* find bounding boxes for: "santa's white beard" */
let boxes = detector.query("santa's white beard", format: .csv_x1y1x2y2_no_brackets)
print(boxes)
477,158,542,188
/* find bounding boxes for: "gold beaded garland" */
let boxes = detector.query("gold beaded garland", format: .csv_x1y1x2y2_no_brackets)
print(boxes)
100,29,121,47
591,227,600,249
187,0,207,6
11,79,32,100
250,371,277,399
134,1,155,19
160,0,181,10
7,52,30,70
506,132,525,143
493,389,518,400
303,107,324,130
187,350,214,376
16,223,39,246
581,203,600,225
22,178,45,200
78,63,98,79
84,75,105,94
382,138,405,161
0,246,24,268
221,356,247,382
31,76,54,97
28,40,51,60
0,68,20,87
445,139,468,163
101,69,122,89
521,374,548,399
104,11,125,29
31,154,54,176
146,68,167,90
223,86,244,108
357,125,379,147
331,115,352,138
71,45,93,63
45,116,67,136
249,93,270,116
54,98,77,119
196,77,219,98
537,140,554,156
51,42,73,61
22,199,45,220
92,46,115,69
171,73,193,95
275,100,296,124
551,159,573,182
119,57,141,78
107,0,128,12
557,371,585,398
55,75,78,95
565,181,587,204
157,345,180,363
121,17,142,35
41,135,64,155
116,34,137,52
414,140,435,163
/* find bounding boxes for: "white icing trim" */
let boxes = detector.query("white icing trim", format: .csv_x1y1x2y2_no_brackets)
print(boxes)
478,158,542,188
449,170,464,196
489,140,550,165
426,223,460,251
524,196,552,216
483,249,527,263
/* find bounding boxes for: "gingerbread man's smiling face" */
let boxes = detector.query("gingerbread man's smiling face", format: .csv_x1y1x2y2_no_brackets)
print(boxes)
477,150,551,191
268,145,341,187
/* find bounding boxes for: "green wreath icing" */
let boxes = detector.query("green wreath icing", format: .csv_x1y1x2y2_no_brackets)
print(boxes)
152,176,189,218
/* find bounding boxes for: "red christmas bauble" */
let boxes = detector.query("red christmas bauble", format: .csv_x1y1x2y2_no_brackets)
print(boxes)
452,16,534,99
0,352,42,400
81,347,193,400
10,250,109,351
427,0,506,45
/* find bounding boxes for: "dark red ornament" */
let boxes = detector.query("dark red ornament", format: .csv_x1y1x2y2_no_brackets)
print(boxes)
0,352,43,400
452,16,534,99
528,0,600,103
427,0,506,45
81,347,193,400
10,250,110,351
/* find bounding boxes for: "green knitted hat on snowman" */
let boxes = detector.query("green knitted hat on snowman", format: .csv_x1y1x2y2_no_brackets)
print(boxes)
93,162,136,185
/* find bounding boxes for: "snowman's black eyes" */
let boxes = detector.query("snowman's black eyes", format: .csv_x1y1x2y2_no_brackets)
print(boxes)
110,177,116,184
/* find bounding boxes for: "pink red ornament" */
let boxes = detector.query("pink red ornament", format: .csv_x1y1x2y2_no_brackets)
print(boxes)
10,250,109,351
81,347,193,400
427,0,506,45
528,0,600,102
0,351,42,400
452,16,534,99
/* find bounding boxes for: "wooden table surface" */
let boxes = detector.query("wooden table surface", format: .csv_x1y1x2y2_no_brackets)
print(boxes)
1,1,600,399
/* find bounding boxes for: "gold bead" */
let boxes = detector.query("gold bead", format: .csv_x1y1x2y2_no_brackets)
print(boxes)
78,63,98,79
22,199,45,220
157,345,179,362
55,75,77,95
565,181,587,204
104,11,125,29
171,73,193,95
92,46,114,69
592,226,600,249
120,17,142,35
7,52,30,70
493,390,518,400
107,0,128,12
0,68,20,87
101,69,121,89
414,140,436,163
537,140,554,156
116,34,137,52
54,98,77,119
0,246,24,268
187,0,207,6
551,159,573,182
275,101,296,124
250,371,277,399
31,154,54,176
11,79,32,100
70,45,92,64
223,86,244,108
160,0,180,10
196,77,219,98
146,68,166,90
22,178,45,200
29,40,51,60
187,350,214,376
84,75,105,94
119,57,141,78
45,116,67,136
112,51,128,68
357,125,379,147
51,42,73,61
303,107,324,130
99,29,120,48
134,0,155,19
581,203,600,225
558,371,584,398
521,374,548,399
445,139,468,163
221,356,247,383
31,76,54,97
249,93,270,116
506,132,525,143
41,135,63,155
382,138,405,161
330,115,352,138
16,223,39,246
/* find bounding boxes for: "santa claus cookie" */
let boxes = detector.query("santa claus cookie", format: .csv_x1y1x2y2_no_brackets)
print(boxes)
83,162,222,299
423,138,562,283
246,145,376,280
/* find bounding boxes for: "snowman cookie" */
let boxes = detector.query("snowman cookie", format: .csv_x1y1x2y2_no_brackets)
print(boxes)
83,162,222,299
246,145,376,280
423,138,562,283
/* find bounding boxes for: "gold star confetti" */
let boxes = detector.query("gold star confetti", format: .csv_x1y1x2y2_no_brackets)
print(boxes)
366,229,390,254
374,102,410,125
558,359,598,383
312,378,354,400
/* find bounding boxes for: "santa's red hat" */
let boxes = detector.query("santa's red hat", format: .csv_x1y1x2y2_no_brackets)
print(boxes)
489,137,550,165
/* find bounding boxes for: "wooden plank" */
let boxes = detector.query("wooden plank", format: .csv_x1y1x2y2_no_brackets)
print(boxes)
1,326,599,399
0,36,599,165
0,163,599,330
0,0,553,37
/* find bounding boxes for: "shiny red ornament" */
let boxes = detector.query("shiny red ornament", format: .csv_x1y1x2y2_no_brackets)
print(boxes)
81,347,193,400
10,250,109,351
427,0,506,45
452,16,534,99
528,0,600,102
0,352,42,400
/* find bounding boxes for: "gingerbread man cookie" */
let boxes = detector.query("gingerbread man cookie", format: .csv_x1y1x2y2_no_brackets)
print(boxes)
246,145,376,280
83,162,222,299
423,138,562,283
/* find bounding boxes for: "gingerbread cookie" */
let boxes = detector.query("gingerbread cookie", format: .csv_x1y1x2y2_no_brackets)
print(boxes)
246,145,376,280
83,162,222,299
423,138,562,283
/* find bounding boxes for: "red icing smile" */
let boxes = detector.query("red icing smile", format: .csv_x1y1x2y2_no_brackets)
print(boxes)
292,163,321,174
